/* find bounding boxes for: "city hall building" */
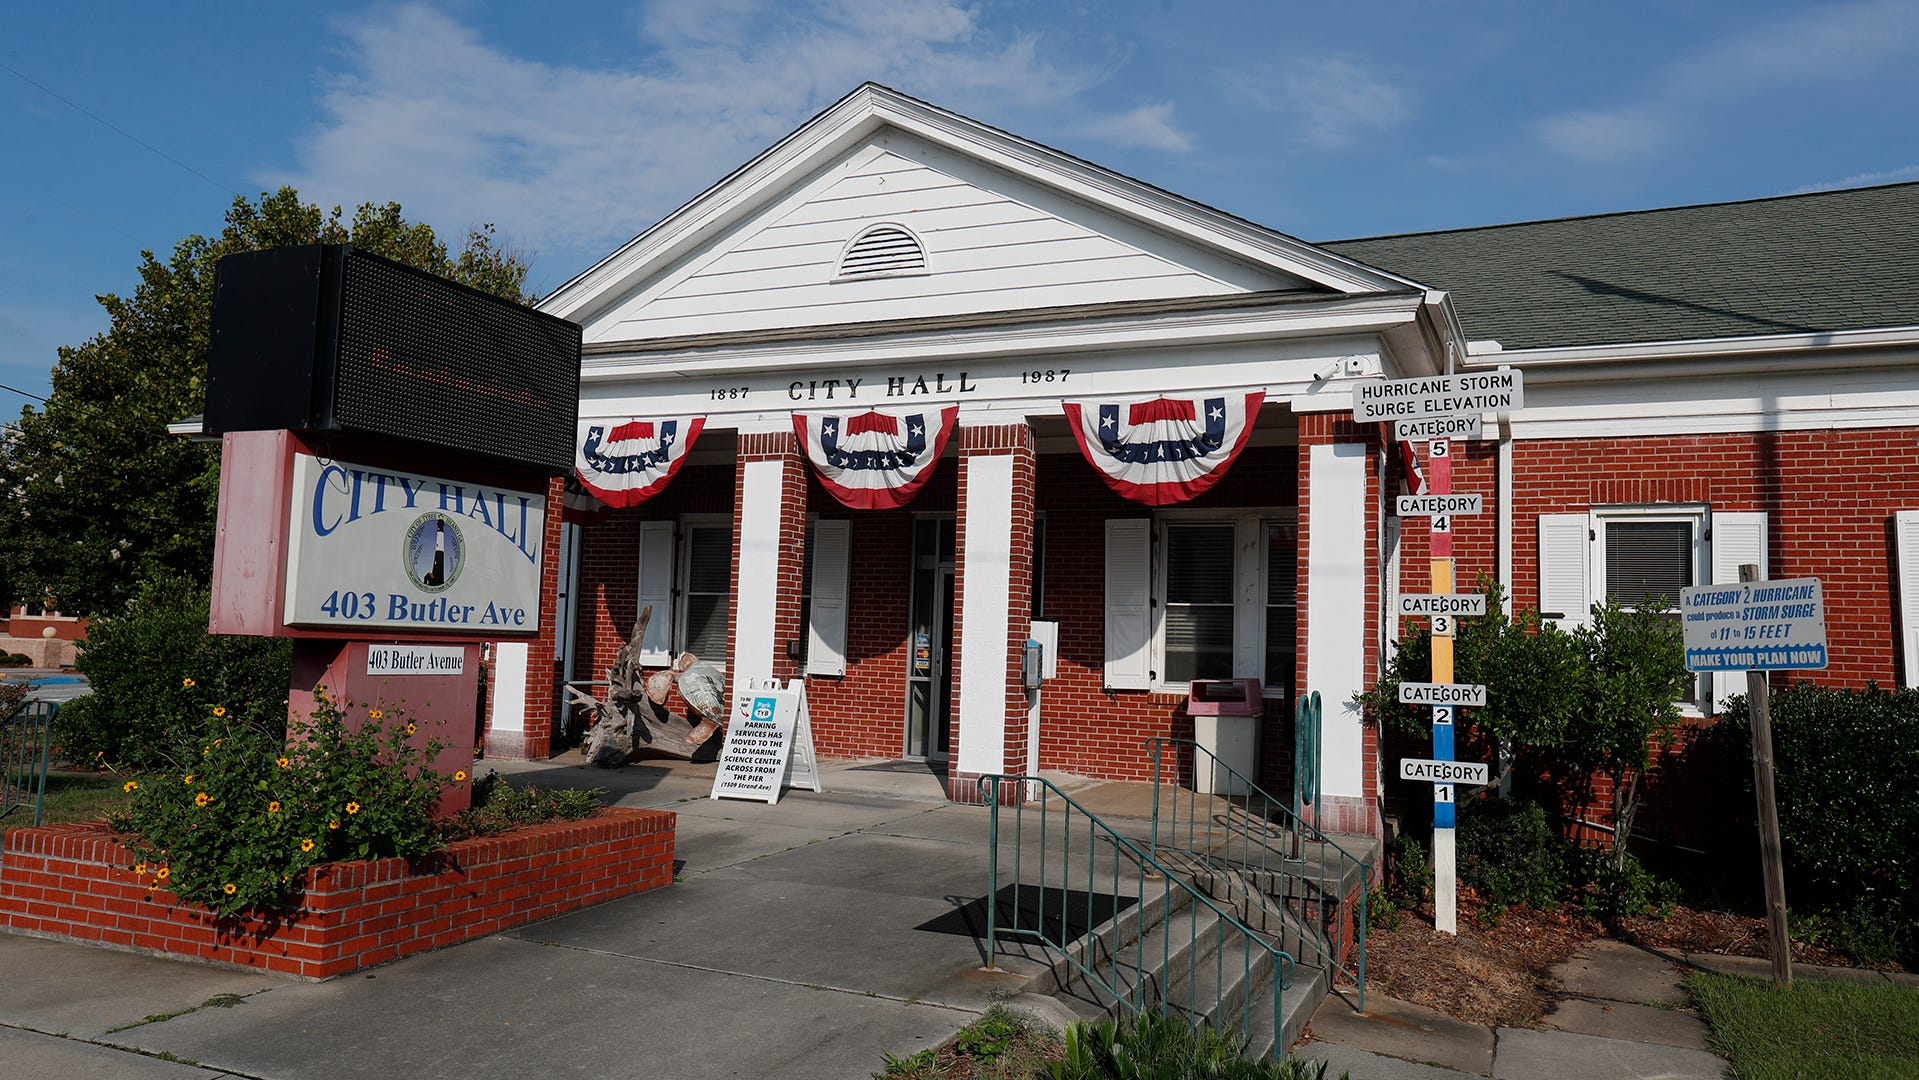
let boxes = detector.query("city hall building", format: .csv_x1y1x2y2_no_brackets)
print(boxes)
484,84,1919,837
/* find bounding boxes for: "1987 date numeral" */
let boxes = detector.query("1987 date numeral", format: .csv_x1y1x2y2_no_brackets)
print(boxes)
1021,369,1070,384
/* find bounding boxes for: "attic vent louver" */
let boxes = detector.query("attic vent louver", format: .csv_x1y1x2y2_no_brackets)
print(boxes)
838,223,926,278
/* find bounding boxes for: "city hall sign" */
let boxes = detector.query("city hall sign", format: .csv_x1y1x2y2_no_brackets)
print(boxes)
283,454,544,633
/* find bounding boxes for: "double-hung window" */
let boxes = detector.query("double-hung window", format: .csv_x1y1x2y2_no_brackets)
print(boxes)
635,517,734,668
1539,505,1765,712
1105,512,1297,699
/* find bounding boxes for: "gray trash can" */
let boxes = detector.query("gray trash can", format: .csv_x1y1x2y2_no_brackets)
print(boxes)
1187,679,1263,796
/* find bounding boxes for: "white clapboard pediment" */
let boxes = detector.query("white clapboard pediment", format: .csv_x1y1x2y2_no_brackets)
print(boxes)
546,85,1416,346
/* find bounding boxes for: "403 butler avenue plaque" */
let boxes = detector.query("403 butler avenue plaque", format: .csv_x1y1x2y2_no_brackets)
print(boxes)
282,454,543,634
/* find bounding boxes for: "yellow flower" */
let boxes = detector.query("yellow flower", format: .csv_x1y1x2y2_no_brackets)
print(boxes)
277,756,290,769
328,820,340,830
268,801,281,813
195,792,211,807
214,737,224,746
223,883,237,896
156,867,171,881
300,838,315,853
212,706,226,718
405,723,416,735
134,862,147,875
346,801,361,815
183,774,194,785
123,780,138,792
182,677,195,688
369,709,385,720
454,770,468,782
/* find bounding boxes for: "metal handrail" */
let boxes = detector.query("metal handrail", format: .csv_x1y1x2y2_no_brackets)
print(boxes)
980,774,1294,1053
2,699,58,827
1147,736,1371,1011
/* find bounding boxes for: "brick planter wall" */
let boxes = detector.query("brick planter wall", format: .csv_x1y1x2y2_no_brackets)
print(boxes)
0,807,675,980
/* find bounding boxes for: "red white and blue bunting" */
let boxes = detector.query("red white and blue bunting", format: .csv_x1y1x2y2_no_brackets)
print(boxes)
574,417,707,509
1062,391,1265,506
793,406,959,510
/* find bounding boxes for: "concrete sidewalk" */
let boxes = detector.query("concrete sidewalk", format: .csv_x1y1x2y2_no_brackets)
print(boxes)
1298,938,1918,1079
6,754,1906,1078
0,756,1027,1079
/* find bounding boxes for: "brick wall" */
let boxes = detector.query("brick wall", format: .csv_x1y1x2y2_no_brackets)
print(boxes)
1386,425,1919,849
1025,442,1303,790
0,809,674,980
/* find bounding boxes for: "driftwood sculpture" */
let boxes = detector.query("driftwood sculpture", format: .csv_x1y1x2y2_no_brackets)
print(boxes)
569,605,726,767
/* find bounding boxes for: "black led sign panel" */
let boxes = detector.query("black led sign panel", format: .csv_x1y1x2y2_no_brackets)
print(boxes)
205,245,581,474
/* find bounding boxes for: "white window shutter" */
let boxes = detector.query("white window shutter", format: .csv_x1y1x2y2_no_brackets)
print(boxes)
1104,519,1153,690
636,520,676,665
1710,511,1769,712
806,519,850,677
1895,512,1919,689
1538,514,1592,631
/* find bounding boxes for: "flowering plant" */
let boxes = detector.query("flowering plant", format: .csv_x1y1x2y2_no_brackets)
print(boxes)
114,692,457,918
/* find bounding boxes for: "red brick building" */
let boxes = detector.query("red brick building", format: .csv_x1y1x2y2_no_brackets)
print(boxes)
487,84,1919,841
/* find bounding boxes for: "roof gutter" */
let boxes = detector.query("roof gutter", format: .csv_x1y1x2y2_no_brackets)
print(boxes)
1464,324,1919,381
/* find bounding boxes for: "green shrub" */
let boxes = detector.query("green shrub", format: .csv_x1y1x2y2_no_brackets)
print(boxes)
0,651,33,667
1566,845,1680,920
1045,1011,1338,1079
1458,795,1569,913
450,775,602,838
114,696,455,918
56,575,291,769
1384,832,1432,910
1716,682,1919,965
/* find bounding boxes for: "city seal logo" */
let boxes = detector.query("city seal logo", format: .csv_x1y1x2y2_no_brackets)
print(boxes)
405,512,465,592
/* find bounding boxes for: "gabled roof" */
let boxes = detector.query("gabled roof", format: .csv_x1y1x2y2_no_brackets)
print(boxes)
1321,182,1919,351
542,83,1426,333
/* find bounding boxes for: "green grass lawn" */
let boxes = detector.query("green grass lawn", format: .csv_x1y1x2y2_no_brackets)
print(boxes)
3,771,133,831
1685,969,1919,1079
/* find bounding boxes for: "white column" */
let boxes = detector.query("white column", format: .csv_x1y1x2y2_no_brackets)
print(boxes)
491,641,529,737
956,453,1015,776
732,458,786,687
1306,442,1370,799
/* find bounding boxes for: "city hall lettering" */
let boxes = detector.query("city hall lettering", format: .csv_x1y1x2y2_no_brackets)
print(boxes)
282,455,545,634
786,371,979,400
308,465,538,564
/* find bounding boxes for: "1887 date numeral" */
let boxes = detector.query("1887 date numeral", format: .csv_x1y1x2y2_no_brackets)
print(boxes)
710,386,749,400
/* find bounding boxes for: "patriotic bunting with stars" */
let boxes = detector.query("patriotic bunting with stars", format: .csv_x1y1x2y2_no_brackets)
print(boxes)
574,417,707,509
1062,391,1265,506
793,406,959,509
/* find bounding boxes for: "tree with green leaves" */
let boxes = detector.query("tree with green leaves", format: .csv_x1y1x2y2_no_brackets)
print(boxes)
0,188,532,615
1358,579,1691,874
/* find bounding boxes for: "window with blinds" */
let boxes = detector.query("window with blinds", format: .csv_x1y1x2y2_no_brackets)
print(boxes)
1604,520,1693,607
1265,521,1299,700
681,523,733,663
1164,523,1235,683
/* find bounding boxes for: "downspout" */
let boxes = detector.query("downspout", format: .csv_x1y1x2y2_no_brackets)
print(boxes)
1497,374,1516,798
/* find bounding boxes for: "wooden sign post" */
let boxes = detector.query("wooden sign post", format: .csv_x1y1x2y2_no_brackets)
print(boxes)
1681,567,1827,986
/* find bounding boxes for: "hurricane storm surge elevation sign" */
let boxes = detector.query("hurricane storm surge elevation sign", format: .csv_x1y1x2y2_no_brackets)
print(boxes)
1680,578,1828,671
1352,371,1523,424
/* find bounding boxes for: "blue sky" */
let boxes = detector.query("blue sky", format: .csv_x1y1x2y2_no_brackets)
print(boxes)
4,0,1916,409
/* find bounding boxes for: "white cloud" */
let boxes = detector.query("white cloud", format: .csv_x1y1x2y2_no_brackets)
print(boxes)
1220,55,1411,149
1079,102,1193,153
269,2,1131,289
1791,163,1919,193
1536,0,1919,163
1536,108,1671,163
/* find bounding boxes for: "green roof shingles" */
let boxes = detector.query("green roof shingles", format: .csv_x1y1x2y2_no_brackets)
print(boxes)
1320,182,1919,350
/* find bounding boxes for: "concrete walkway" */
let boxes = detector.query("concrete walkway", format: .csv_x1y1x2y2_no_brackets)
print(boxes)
3,754,1909,1078
1299,937,1917,1078
0,755,1164,1079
